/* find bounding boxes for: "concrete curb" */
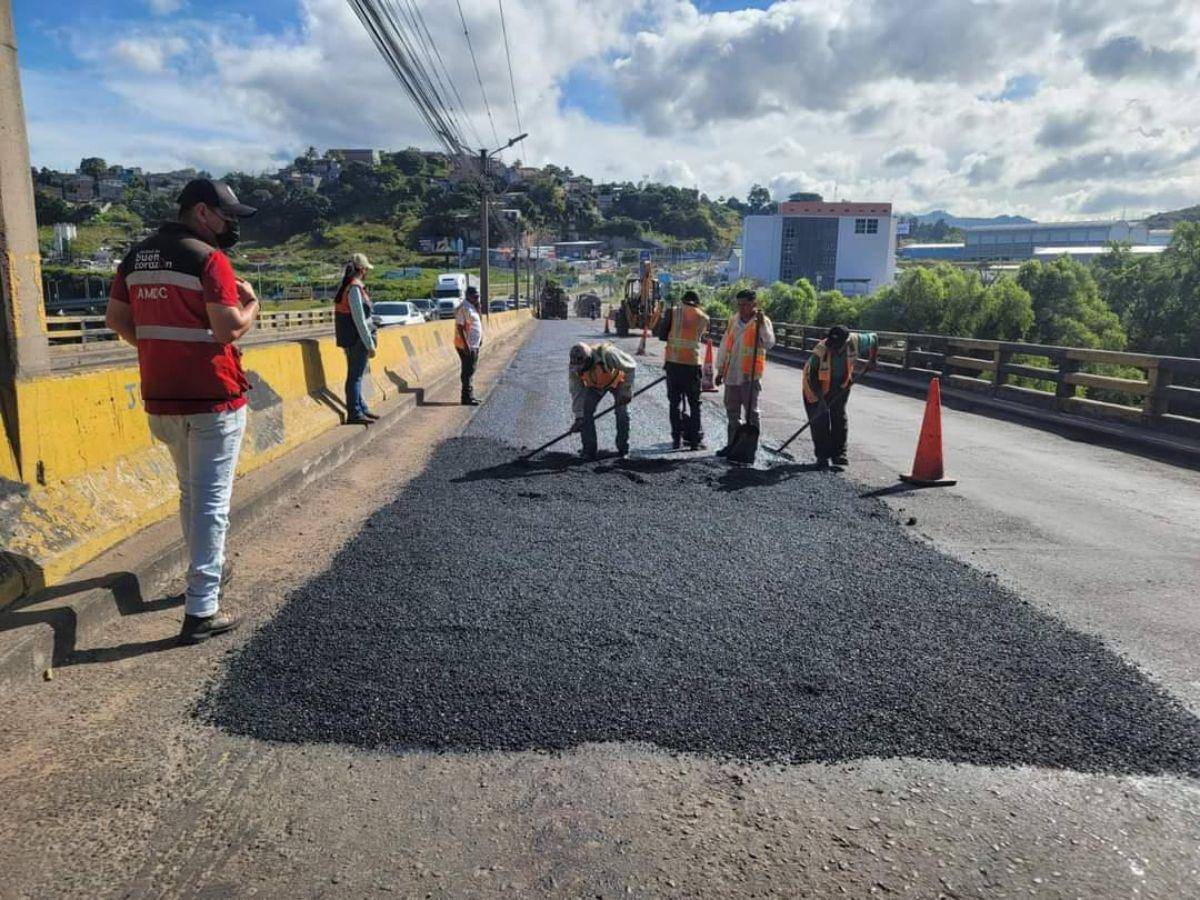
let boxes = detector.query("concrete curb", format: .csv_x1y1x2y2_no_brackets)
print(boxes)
0,319,537,696
766,345,1200,471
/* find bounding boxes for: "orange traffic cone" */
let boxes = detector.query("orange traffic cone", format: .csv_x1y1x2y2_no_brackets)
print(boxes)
701,338,717,392
900,377,957,486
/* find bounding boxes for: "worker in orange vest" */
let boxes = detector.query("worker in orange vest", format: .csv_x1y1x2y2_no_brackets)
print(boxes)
716,289,775,455
802,324,878,467
656,290,710,449
569,341,637,459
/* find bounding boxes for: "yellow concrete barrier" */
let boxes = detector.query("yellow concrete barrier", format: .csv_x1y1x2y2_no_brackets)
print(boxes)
0,309,533,608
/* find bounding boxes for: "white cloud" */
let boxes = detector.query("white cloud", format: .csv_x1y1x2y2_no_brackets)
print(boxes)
147,0,184,14
19,0,1200,219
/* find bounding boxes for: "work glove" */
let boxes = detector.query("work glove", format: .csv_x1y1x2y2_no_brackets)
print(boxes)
569,418,583,433
368,346,377,359
715,374,724,387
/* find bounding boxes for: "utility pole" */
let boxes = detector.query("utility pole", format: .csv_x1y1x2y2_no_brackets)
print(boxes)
1,0,51,478
479,148,489,319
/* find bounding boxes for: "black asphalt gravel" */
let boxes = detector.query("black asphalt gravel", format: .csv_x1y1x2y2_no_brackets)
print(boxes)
203,323,1200,776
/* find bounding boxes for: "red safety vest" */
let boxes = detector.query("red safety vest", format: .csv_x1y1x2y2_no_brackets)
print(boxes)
113,222,249,415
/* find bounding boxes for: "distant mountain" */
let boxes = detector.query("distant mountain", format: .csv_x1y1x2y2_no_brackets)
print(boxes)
1145,204,1200,229
906,210,1036,228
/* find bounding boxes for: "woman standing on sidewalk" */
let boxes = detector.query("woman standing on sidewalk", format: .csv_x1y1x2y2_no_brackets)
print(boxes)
333,252,378,425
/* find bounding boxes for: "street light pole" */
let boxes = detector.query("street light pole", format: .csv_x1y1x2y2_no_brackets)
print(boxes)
478,133,527,320
479,148,489,319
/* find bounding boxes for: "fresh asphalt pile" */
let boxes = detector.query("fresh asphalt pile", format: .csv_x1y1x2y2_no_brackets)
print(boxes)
203,323,1200,776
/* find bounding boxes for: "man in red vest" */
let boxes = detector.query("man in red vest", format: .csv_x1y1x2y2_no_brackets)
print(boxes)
105,178,259,645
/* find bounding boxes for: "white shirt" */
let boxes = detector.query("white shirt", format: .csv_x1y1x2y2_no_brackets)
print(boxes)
718,313,775,386
455,302,483,351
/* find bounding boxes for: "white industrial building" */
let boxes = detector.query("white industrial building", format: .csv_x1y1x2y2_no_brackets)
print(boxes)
740,201,897,295
962,220,1172,260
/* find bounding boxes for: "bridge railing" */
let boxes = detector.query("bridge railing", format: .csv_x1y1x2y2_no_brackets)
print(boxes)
46,308,336,349
709,319,1200,442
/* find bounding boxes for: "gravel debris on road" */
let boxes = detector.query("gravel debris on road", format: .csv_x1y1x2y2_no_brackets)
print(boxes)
204,432,1200,777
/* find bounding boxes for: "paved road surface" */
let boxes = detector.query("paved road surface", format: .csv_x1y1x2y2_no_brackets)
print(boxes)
2,319,1198,899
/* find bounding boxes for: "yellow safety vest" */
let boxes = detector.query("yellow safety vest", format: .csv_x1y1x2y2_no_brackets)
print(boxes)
802,335,861,403
720,317,767,379
665,305,709,366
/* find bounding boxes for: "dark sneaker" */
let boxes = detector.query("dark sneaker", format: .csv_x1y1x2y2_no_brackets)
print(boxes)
715,445,730,457
689,441,708,451
345,416,371,426
672,436,682,450
178,612,240,645
815,457,830,469
617,450,629,459
461,398,481,406
363,411,381,421
581,450,598,461
832,454,849,466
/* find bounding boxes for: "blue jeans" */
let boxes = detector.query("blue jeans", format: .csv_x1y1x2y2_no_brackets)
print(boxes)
344,342,369,417
149,407,247,618
581,384,631,456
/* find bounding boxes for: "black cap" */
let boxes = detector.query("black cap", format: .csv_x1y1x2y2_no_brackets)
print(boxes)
465,285,479,297
827,325,850,347
177,179,257,217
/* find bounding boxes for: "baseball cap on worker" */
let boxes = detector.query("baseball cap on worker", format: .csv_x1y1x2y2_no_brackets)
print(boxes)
349,252,374,270
177,178,257,218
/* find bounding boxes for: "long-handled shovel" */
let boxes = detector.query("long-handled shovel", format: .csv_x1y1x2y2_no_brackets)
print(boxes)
518,375,667,462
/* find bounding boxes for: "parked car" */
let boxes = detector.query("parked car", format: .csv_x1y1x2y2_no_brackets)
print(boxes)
410,298,436,320
371,301,425,328
506,296,518,310
488,298,508,313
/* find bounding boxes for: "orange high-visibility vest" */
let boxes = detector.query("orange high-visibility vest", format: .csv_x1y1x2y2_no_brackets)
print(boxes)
580,363,626,392
802,335,862,403
665,304,710,366
334,278,368,315
720,317,766,379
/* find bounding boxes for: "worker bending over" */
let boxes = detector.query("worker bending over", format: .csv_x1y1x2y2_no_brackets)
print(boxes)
656,289,710,450
569,341,637,460
802,324,878,467
715,289,775,456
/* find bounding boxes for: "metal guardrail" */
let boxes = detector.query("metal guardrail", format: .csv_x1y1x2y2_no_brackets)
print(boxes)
46,308,336,349
709,319,1200,442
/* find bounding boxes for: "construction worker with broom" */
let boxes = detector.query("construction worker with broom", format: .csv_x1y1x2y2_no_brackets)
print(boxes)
716,289,775,457
801,324,878,467
569,341,638,460
656,290,710,450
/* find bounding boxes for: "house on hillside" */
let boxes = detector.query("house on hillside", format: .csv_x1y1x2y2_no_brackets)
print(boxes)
329,148,380,167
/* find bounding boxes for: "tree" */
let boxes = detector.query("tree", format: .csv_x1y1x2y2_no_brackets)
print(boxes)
746,184,774,215
1110,222,1200,357
761,278,817,324
394,147,426,176
787,192,822,202
34,190,71,226
78,157,108,181
1016,256,1125,349
976,277,1034,341
813,290,861,328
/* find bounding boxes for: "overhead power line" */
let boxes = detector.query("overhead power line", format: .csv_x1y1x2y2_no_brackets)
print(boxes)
496,0,526,161
454,0,503,154
346,0,485,165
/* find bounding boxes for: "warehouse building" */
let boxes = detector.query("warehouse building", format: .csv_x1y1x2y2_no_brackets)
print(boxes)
740,201,897,295
962,220,1161,261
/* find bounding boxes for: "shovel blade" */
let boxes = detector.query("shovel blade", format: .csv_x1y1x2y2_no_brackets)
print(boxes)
726,423,760,464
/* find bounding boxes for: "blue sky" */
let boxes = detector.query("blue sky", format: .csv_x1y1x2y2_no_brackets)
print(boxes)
11,1,1200,219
